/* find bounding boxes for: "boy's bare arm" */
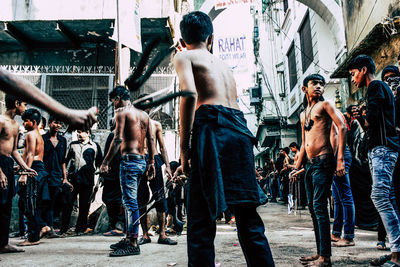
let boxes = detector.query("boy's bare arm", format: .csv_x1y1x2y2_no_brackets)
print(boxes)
0,68,96,130
330,123,338,156
100,111,125,172
174,53,198,175
155,122,171,178
324,101,346,176
11,131,36,176
293,112,306,180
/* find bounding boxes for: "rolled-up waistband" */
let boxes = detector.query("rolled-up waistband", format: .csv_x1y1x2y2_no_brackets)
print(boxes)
121,154,146,161
308,153,334,164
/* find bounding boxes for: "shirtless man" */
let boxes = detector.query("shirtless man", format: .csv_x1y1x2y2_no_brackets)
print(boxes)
174,11,275,266
0,68,96,130
0,95,36,253
292,74,346,267
18,108,48,246
136,95,176,246
100,86,155,257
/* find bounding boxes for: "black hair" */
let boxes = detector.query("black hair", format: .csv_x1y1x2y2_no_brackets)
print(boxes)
180,11,213,44
289,142,299,149
109,85,130,101
170,161,180,174
41,117,47,128
137,93,153,103
398,54,400,60
21,108,41,125
346,105,356,114
381,65,400,81
348,54,376,75
5,94,22,110
303,74,326,87
283,147,290,155
48,115,61,124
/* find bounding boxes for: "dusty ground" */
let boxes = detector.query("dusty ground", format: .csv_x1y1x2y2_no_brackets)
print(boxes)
1,202,387,266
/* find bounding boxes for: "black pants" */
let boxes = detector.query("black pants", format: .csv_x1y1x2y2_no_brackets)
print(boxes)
106,202,124,230
21,177,41,243
0,200,12,247
187,182,275,267
62,183,93,233
42,186,60,228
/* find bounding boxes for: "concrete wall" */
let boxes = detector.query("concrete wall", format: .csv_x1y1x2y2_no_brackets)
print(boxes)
343,0,400,52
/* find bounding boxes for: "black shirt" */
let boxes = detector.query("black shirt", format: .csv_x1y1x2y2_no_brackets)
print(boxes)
42,132,67,187
366,80,400,151
103,132,121,180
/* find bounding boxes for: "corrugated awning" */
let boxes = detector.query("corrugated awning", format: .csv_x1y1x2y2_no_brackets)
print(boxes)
0,19,115,52
0,18,174,53
331,23,389,78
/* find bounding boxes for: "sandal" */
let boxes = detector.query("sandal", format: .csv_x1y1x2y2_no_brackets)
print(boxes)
377,241,388,250
103,230,124,237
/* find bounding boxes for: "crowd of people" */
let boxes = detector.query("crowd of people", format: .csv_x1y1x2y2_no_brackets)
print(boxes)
1,10,400,267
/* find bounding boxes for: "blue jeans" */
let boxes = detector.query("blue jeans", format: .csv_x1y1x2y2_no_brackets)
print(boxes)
304,154,335,257
368,146,400,252
120,158,146,239
332,147,355,239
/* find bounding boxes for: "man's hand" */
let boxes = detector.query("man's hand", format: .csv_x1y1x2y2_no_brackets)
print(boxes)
23,167,37,177
165,165,172,180
146,164,155,180
66,107,97,131
0,170,8,189
289,170,298,182
18,175,27,186
335,159,346,177
63,179,74,191
99,163,109,174
181,150,191,176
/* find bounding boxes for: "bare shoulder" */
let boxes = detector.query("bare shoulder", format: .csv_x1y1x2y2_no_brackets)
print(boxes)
151,119,162,130
300,111,305,121
322,100,335,109
173,51,192,64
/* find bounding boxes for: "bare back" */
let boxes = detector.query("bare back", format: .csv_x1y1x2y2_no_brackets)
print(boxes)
22,129,44,161
302,101,333,159
0,115,19,157
117,106,150,156
179,50,240,110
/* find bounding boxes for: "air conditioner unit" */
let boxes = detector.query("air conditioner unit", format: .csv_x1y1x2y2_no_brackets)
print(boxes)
250,86,261,106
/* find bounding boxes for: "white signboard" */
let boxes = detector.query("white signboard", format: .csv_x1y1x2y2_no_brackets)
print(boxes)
111,0,142,53
214,0,254,10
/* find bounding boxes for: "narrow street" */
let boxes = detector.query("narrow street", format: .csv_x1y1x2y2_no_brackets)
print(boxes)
2,202,383,267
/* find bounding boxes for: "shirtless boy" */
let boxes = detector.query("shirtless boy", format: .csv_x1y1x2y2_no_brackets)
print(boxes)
292,74,346,267
18,108,48,246
136,95,176,246
0,95,36,253
100,86,155,257
174,11,275,266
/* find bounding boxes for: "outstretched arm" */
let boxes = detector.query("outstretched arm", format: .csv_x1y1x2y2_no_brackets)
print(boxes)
0,68,96,130
174,52,198,176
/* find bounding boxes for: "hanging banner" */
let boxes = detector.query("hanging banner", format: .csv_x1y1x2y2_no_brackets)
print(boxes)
111,0,142,53
214,0,254,10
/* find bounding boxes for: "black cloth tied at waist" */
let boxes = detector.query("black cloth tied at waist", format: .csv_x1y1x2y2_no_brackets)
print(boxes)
191,105,266,220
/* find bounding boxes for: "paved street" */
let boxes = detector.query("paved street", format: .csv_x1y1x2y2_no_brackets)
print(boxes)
2,202,385,267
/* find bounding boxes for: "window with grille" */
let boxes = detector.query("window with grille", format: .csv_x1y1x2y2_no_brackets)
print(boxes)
287,44,297,91
299,12,313,73
46,75,111,129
